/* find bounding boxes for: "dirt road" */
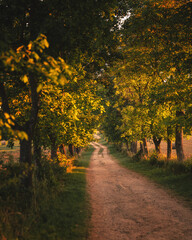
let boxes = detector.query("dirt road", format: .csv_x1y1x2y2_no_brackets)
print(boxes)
87,143,192,240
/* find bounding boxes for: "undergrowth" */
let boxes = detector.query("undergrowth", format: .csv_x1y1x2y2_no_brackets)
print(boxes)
0,145,94,240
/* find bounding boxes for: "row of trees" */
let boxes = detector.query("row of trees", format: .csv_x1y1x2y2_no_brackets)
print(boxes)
0,0,128,186
1,34,104,160
102,0,192,161
0,0,191,171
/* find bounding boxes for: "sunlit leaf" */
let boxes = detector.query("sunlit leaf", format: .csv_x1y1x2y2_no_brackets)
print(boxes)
4,113,10,119
59,75,67,85
37,84,43,93
21,75,28,83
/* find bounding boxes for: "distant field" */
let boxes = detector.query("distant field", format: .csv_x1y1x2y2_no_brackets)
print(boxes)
0,140,20,151
148,136,192,159
0,136,192,163
0,140,20,163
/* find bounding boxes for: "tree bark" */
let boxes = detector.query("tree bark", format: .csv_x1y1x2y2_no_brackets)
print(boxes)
75,147,81,155
0,55,39,189
175,111,185,162
131,141,137,153
20,138,32,164
29,0,40,40
167,126,172,160
33,127,42,168
142,138,148,156
68,144,74,156
48,133,58,160
51,140,58,160
20,136,33,187
125,141,130,152
59,144,66,155
175,125,185,161
140,142,144,152
153,136,162,154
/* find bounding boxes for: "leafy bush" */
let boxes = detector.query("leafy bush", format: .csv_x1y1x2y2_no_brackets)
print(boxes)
148,152,159,166
132,150,144,162
184,158,192,173
0,153,71,239
166,158,192,174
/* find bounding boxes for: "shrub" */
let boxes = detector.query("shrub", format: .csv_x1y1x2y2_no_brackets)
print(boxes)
132,150,143,162
0,153,71,239
184,158,192,173
131,150,192,175
148,152,159,166
167,161,187,174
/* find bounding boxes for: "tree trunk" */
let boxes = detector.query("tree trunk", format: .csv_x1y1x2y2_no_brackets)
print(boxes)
20,137,33,187
167,126,172,160
33,143,41,166
29,0,40,40
167,138,172,160
153,136,162,154
68,144,74,156
33,127,42,168
51,142,58,160
48,133,58,160
125,141,130,152
75,147,81,155
20,138,32,164
175,111,185,162
176,125,185,161
0,61,39,189
140,142,144,152
131,141,137,153
59,144,66,155
175,126,185,162
142,138,148,156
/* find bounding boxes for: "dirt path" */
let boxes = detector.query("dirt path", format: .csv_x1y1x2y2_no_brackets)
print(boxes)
87,142,192,240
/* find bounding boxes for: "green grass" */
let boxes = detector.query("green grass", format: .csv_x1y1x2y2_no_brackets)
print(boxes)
108,144,192,208
0,145,94,240
30,145,94,240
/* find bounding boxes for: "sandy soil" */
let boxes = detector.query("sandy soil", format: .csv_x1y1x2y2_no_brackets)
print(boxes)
87,142,192,240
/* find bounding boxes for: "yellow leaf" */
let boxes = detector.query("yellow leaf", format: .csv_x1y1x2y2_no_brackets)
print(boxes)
17,45,24,53
17,131,28,140
21,75,28,83
37,84,43,93
171,67,176,72
28,42,32,50
10,114,15,120
21,131,28,140
0,119,3,126
43,38,49,48
4,112,10,119
4,123,11,128
8,119,15,126
59,75,67,85
28,59,34,64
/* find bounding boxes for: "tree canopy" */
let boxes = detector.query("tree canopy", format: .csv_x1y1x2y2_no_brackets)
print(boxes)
0,0,191,167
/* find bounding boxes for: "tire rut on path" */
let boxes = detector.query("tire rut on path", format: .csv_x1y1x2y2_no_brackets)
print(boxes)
86,142,192,240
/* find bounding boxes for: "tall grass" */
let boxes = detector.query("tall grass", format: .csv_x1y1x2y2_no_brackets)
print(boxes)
0,145,94,240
